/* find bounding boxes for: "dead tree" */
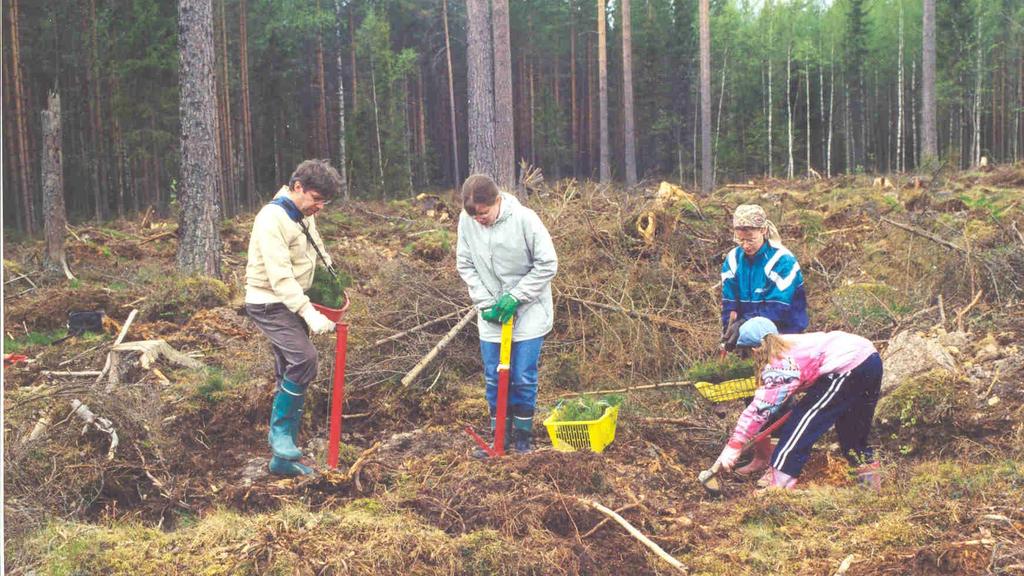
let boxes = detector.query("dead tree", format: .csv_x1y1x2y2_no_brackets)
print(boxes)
41,90,74,280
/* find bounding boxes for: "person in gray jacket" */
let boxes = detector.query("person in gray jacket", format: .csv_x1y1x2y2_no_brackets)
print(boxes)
456,174,558,454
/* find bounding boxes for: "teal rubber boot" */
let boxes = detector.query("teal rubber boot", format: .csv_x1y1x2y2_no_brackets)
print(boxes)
268,379,305,461
512,414,533,454
269,456,314,476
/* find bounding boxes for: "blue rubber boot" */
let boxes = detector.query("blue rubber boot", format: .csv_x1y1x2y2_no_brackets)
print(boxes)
512,414,534,454
269,456,314,476
268,378,305,461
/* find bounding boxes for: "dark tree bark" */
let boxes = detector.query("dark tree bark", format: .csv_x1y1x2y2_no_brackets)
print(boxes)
177,0,223,277
239,0,256,208
622,0,637,186
42,90,73,279
491,0,515,189
315,0,329,157
8,0,34,234
921,0,938,163
597,0,610,183
466,0,496,177
699,0,712,193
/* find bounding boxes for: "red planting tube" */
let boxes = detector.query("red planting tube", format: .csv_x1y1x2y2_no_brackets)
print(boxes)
312,292,350,470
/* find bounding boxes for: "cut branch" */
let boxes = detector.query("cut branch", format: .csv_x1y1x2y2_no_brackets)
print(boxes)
561,295,692,332
575,497,686,573
370,305,473,348
401,308,476,386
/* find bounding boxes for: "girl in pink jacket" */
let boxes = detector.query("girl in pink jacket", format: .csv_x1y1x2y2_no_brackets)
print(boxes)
714,317,883,489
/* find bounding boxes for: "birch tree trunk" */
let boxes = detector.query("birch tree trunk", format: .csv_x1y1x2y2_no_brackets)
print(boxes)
786,46,794,180
714,49,728,186
369,50,385,194
622,0,637,186
827,48,834,177
491,0,515,189
442,0,460,188
911,58,918,169
42,90,73,279
698,0,712,193
334,0,349,200
767,36,773,177
466,0,496,177
972,14,983,167
921,0,938,163
177,0,223,277
805,64,811,176
598,0,610,183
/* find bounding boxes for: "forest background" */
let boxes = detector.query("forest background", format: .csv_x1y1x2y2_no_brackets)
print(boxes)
4,0,1023,236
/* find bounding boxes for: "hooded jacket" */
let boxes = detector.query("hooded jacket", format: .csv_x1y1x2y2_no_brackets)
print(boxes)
456,192,558,343
245,186,332,315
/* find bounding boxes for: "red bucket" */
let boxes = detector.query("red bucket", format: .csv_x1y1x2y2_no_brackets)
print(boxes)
311,290,350,322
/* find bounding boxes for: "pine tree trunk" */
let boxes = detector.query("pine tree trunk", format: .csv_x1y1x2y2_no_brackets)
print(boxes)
529,57,535,166
466,0,496,177
597,0,610,183
239,0,256,207
911,58,917,169
570,20,578,176
442,0,460,188
315,0,329,157
921,0,937,163
767,47,773,176
587,33,595,176
334,0,349,200
491,0,514,189
3,38,25,232
89,0,105,222
621,0,637,186
349,10,358,112
973,14,982,167
42,90,73,279
417,66,427,187
698,0,712,192
219,0,235,215
177,0,223,277
9,0,35,234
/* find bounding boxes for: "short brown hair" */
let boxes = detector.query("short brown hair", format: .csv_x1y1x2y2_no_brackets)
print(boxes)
461,174,500,214
290,159,342,199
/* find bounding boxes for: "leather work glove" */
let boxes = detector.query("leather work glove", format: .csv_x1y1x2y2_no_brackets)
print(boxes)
715,441,743,472
494,293,519,323
301,306,336,335
480,306,502,325
721,317,741,352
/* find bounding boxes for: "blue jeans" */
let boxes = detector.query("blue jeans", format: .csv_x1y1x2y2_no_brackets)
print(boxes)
480,336,544,418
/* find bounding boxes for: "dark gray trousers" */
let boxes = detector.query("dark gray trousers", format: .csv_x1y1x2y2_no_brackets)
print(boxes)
245,303,318,386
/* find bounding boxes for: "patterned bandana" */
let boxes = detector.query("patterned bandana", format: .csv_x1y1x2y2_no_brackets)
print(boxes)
733,204,782,245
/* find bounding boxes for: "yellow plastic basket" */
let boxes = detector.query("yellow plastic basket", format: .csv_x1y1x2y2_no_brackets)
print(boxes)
543,405,620,453
694,376,758,403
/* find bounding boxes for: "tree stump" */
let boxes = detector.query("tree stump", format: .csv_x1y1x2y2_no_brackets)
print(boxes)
106,340,204,390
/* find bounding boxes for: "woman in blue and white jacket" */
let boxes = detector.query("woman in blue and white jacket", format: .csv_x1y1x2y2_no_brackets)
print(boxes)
720,204,808,350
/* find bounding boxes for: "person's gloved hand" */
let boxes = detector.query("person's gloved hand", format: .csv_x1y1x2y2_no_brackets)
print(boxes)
480,306,502,324
301,306,336,335
715,441,743,472
721,318,741,352
494,293,519,323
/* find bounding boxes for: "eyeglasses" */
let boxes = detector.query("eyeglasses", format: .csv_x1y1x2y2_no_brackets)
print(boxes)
309,193,331,206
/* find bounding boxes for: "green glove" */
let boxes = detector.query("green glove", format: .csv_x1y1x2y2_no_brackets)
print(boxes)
480,306,502,324
494,293,519,323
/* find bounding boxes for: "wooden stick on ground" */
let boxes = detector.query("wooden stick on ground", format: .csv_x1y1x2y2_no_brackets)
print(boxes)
881,217,966,253
95,309,138,385
576,497,687,573
554,380,693,399
561,295,692,332
400,308,476,387
580,502,641,538
370,305,473,348
955,290,984,332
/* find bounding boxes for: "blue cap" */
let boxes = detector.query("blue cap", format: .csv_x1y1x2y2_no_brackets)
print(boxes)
737,317,779,347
